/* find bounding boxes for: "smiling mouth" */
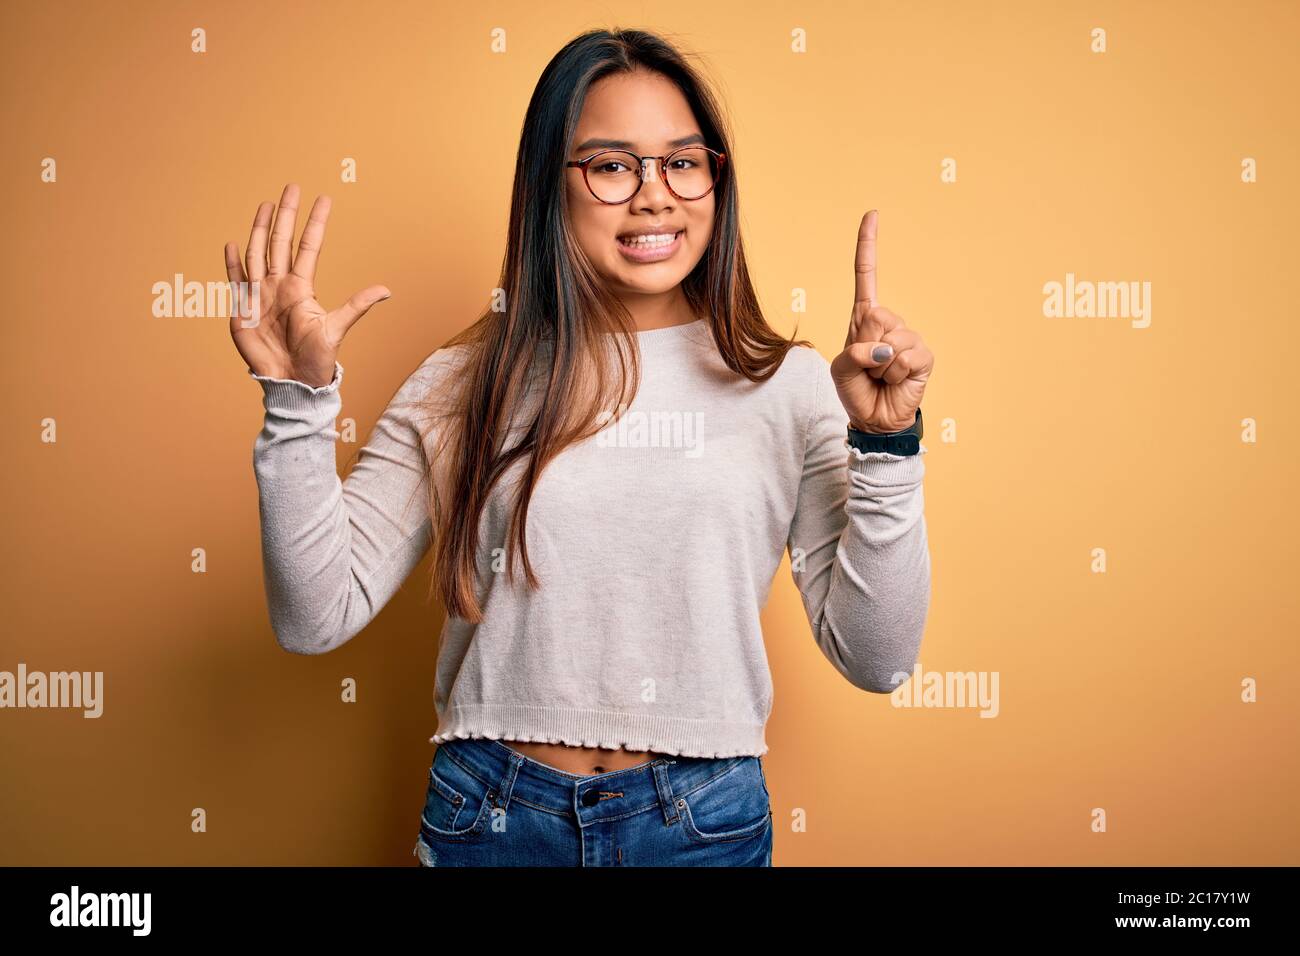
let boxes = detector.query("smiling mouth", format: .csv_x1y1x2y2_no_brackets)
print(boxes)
616,230,684,248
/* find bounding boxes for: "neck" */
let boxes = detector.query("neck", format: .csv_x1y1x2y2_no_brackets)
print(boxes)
617,285,697,332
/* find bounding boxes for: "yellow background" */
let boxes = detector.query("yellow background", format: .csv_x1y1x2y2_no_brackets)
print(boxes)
1,0,1296,865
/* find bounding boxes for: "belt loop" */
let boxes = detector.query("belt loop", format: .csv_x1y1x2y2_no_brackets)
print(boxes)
651,759,680,825
494,747,524,812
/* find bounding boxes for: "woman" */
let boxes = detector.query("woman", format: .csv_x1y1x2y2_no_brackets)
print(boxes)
225,28,933,867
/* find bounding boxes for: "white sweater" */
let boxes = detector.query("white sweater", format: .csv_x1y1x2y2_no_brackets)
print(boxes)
249,318,931,758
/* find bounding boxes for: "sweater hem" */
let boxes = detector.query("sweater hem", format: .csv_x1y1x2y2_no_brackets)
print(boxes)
429,703,769,759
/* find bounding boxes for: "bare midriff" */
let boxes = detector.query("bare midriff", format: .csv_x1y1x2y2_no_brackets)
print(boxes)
500,740,672,777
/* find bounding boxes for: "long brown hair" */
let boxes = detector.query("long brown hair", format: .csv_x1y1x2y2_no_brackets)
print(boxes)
422,27,812,623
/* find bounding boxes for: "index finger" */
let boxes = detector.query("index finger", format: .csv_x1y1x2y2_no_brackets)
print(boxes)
854,209,878,307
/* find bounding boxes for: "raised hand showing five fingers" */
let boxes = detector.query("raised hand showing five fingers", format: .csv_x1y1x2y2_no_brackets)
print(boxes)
225,183,391,387
829,209,934,434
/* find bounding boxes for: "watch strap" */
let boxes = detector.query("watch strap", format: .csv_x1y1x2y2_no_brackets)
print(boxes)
846,408,923,456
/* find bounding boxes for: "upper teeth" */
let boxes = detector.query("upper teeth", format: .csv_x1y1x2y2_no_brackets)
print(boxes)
621,232,678,245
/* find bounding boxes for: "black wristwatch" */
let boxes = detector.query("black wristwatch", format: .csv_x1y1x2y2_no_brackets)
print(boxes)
846,408,923,456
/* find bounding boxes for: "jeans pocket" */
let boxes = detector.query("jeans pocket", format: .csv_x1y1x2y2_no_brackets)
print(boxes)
677,757,773,845
419,747,495,843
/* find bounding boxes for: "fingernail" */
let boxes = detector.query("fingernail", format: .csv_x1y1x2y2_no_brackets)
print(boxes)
872,345,893,362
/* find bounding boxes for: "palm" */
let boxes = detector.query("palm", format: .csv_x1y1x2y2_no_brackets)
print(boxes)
830,210,934,433
231,272,333,384
225,183,390,388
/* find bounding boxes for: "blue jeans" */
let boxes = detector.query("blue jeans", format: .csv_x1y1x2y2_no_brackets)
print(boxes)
413,736,773,866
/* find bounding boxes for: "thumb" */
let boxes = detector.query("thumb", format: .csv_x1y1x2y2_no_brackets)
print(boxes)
831,341,892,386
328,285,392,339
855,341,894,365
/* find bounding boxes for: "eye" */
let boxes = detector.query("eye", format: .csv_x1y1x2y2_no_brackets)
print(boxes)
593,160,631,175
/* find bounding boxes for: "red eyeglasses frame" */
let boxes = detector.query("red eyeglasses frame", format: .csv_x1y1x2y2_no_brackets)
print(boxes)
565,146,727,204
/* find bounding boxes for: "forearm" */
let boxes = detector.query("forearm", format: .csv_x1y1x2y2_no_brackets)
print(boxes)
794,450,931,693
251,362,432,654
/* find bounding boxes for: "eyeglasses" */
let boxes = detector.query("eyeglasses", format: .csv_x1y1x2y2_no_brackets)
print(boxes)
566,146,726,204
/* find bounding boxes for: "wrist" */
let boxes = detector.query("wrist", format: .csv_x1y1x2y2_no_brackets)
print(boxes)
848,410,919,436
849,420,889,435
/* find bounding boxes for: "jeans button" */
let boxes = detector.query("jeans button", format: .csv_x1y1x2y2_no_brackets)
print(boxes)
580,789,601,807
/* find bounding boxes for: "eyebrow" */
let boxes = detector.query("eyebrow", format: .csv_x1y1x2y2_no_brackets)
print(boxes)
573,133,707,153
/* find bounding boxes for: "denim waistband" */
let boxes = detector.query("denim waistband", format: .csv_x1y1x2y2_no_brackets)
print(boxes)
435,736,755,825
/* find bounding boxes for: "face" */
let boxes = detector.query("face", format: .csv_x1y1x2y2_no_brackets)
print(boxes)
565,68,718,308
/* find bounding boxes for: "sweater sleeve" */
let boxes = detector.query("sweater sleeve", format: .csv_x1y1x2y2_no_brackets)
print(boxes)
785,352,932,692
249,351,454,654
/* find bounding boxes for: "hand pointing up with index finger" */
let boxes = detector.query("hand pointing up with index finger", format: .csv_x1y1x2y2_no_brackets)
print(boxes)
853,206,878,312
830,209,935,434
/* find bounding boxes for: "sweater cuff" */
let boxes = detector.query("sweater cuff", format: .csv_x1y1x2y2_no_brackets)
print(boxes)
249,362,344,415
846,441,927,483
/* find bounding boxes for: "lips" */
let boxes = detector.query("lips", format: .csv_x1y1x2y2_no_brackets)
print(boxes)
615,229,683,262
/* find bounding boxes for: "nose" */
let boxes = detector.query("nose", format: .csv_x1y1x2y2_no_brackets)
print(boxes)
632,159,675,212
